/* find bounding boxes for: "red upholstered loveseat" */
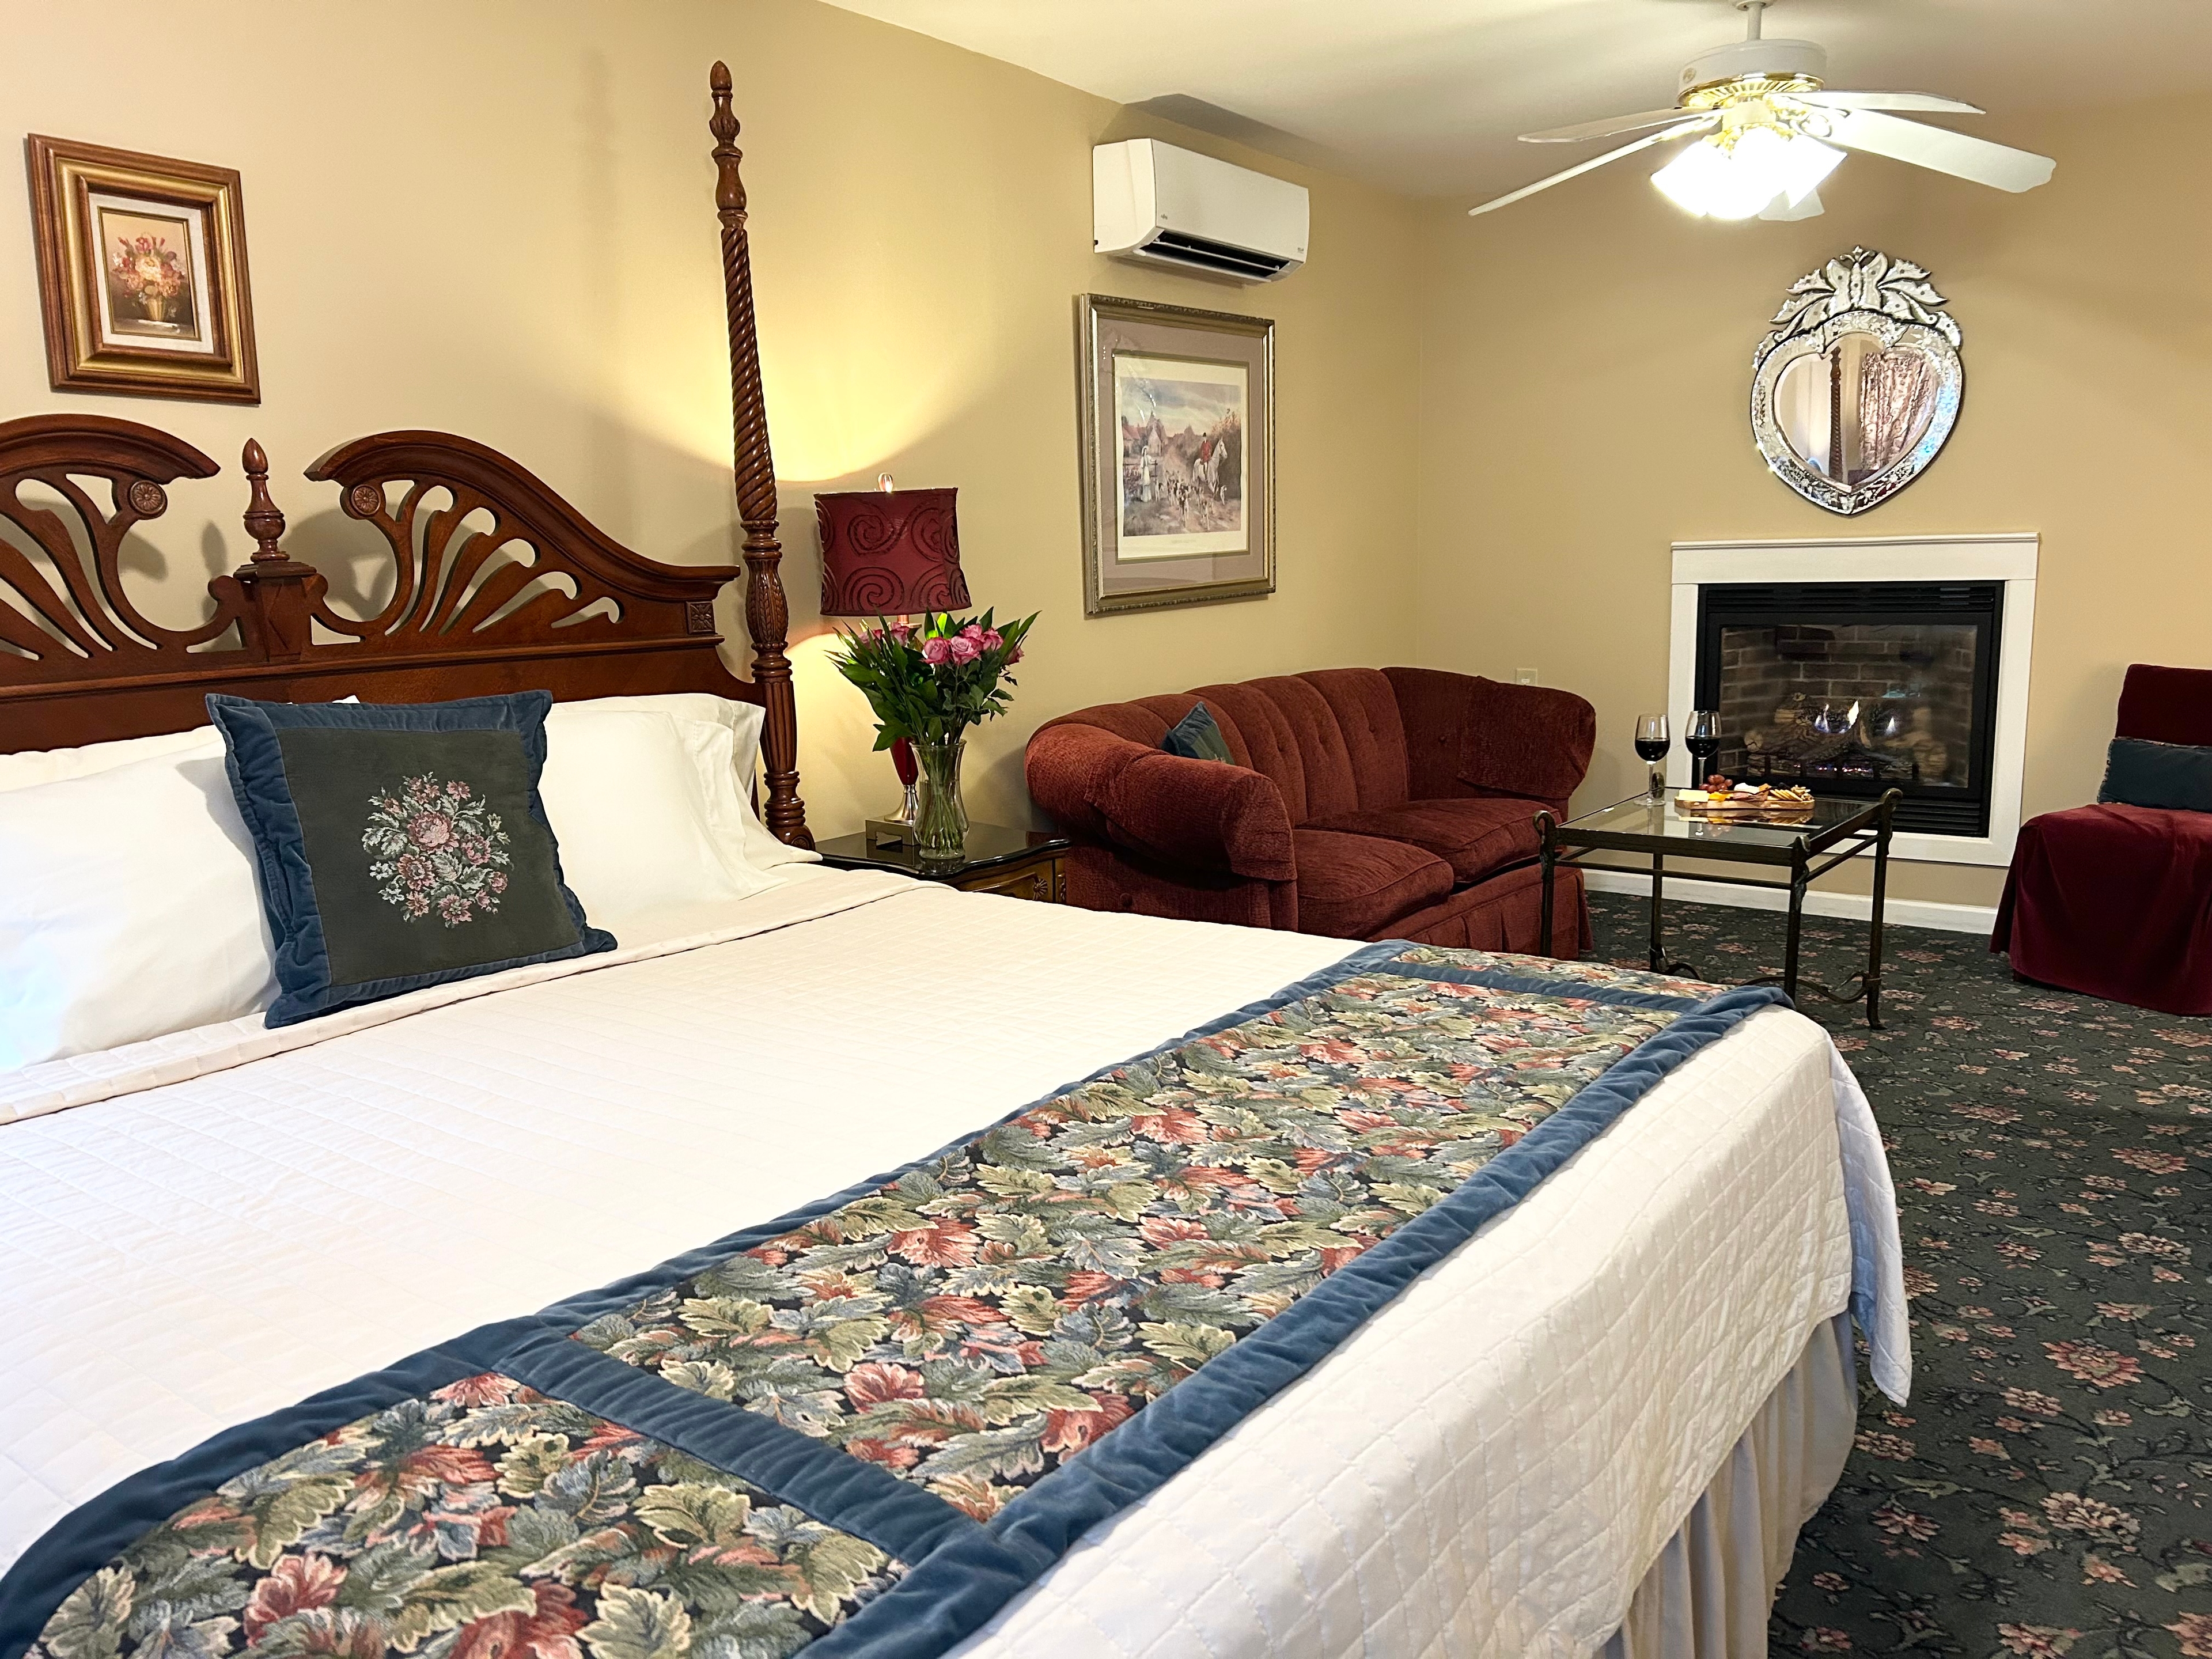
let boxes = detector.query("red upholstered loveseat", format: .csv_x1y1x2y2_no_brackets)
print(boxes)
1025,667,1594,951
1992,664,2212,1014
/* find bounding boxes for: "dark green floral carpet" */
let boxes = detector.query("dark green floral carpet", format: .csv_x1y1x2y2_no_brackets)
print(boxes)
1582,893,2211,1659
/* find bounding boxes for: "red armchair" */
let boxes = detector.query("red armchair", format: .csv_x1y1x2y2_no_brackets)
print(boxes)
1026,667,1594,952
1992,664,2212,1014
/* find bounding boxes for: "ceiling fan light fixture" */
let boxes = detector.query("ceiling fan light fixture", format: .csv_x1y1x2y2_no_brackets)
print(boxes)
1652,125,1841,219
1465,0,2053,221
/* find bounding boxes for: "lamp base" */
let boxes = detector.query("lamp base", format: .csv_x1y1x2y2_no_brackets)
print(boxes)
864,782,922,850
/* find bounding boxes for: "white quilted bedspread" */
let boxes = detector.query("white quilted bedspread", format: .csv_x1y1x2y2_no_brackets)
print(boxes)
0,868,1904,1656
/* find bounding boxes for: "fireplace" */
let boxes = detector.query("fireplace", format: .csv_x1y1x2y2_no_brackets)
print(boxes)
1694,581,2002,837
1669,535,2037,870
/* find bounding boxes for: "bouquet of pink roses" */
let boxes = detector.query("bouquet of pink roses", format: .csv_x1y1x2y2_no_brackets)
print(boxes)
828,608,1039,750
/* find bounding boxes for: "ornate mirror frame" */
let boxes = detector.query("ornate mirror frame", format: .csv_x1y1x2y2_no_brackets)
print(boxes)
1749,247,1963,517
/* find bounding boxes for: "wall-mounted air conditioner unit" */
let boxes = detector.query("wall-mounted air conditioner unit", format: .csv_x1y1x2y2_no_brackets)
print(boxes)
1092,139,1309,284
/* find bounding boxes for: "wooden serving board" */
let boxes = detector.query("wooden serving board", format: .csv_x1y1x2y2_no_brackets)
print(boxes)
1675,800,1817,823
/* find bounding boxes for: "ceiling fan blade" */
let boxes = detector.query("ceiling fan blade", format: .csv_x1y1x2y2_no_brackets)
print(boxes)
1792,91,1984,115
1820,108,2055,191
1469,120,1715,217
1759,185,1825,221
1520,108,1702,143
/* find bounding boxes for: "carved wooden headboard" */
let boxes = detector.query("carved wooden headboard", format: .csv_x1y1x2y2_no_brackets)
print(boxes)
0,64,810,846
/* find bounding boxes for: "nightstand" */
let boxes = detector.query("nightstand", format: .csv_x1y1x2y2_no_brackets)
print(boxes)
813,823,1070,903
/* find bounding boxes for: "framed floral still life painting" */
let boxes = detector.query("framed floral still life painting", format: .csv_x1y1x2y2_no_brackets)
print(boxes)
26,136,260,403
1078,294,1274,615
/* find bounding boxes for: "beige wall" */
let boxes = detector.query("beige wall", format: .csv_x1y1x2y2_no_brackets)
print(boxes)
1413,92,2212,908
0,0,1421,839
10,2,2198,900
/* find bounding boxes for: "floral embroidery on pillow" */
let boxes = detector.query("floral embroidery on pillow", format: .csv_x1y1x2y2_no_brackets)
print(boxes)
363,772,513,926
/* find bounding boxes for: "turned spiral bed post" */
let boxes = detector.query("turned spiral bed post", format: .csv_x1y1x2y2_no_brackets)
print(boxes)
709,61,812,848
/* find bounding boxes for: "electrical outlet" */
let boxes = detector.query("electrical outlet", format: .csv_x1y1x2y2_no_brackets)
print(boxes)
1513,668,1539,685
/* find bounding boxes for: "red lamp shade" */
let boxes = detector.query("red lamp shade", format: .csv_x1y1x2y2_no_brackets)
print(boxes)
815,487,970,618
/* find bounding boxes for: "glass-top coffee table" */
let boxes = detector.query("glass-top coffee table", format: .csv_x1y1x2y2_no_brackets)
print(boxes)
1537,789,1903,1027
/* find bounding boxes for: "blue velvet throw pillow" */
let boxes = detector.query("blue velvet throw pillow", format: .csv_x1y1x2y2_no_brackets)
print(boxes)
208,691,615,1027
2098,737,2212,812
1161,701,1234,764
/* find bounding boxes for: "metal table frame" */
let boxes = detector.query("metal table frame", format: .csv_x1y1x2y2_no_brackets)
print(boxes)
1537,789,1903,1028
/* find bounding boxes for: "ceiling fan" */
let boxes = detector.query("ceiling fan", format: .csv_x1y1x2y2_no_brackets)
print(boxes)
1469,0,2055,222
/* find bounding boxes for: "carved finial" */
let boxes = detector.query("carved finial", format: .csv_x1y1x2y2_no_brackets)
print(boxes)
709,61,745,215
241,438,286,563
216,436,325,665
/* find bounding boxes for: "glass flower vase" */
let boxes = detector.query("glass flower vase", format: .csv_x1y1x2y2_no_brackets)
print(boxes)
912,733,969,861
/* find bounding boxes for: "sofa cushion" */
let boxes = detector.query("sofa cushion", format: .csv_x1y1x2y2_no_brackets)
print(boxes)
1046,697,1181,749
1310,796,1545,885
1296,668,1408,810
1191,681,1309,820
1382,668,1594,812
1291,828,1454,939
1456,678,1594,806
1247,675,1363,823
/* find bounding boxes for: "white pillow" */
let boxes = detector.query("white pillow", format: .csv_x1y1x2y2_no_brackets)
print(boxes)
0,695,815,874
0,726,221,793
552,693,819,876
0,750,277,1070
0,699,359,794
537,707,772,929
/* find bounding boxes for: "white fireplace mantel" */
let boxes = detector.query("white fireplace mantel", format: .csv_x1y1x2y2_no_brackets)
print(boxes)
1668,533,2039,868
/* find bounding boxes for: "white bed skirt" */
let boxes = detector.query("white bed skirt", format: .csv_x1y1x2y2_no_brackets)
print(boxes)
1600,1310,1858,1659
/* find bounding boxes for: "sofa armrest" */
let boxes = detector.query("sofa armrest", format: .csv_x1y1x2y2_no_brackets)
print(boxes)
1384,666,1594,813
1025,724,1297,882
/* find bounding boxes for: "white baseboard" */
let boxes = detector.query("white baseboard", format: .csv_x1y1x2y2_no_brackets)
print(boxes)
1580,869,1997,935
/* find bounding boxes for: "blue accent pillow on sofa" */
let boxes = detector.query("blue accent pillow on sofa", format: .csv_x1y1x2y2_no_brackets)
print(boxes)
1161,702,1234,764
208,691,614,1027
2098,737,2212,813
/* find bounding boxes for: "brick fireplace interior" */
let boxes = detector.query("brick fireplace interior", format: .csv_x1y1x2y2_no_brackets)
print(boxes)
1694,580,2003,837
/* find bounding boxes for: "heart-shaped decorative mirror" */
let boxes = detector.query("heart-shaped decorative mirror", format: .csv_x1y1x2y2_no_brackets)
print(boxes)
1751,248,1963,516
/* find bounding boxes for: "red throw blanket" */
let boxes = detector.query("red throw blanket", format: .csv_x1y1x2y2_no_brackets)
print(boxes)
1994,803,2212,1016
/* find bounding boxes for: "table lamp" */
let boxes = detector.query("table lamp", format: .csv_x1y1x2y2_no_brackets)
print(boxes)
816,475,969,846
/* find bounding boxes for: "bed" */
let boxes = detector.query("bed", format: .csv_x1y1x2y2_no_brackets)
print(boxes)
0,65,1907,1659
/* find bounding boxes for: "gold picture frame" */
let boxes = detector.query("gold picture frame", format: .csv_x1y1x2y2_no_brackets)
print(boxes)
1077,293,1274,615
26,135,260,404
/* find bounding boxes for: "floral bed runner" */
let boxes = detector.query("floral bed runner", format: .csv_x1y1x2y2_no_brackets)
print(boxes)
2,943,1785,1659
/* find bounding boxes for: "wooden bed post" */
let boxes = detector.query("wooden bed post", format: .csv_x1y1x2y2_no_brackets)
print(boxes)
709,62,812,848
213,440,326,665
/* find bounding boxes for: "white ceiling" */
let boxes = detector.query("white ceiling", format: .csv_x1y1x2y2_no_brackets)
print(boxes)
820,0,2212,199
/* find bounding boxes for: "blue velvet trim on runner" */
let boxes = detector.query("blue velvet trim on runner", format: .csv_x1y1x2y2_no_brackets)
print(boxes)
802,984,1791,1659
498,1330,979,1567
0,1317,544,1659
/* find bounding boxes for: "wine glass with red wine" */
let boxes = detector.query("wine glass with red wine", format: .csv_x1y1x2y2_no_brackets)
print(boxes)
1634,713,1670,800
1685,709,1722,786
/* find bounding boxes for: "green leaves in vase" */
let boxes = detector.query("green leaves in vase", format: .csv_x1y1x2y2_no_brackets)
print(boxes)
828,609,1039,749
